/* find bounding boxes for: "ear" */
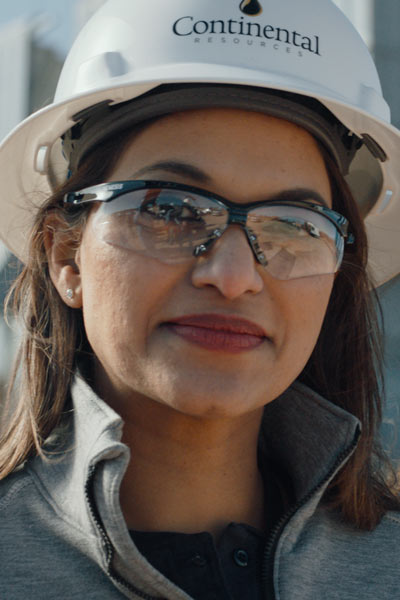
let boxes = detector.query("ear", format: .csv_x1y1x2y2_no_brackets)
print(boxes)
43,214,83,309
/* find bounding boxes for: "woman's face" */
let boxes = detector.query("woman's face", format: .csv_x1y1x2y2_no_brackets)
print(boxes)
70,108,334,418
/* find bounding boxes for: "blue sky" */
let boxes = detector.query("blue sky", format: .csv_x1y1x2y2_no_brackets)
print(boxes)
0,0,78,57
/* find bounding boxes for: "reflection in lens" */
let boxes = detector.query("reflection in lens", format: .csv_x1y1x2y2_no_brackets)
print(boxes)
248,205,341,279
136,198,209,254
91,189,228,263
135,192,227,260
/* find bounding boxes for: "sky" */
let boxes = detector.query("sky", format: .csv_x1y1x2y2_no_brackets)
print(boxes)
0,0,87,58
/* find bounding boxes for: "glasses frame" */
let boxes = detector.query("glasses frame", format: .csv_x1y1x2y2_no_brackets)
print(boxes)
64,179,355,268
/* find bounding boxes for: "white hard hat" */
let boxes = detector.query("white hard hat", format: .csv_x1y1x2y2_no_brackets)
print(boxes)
0,0,399,287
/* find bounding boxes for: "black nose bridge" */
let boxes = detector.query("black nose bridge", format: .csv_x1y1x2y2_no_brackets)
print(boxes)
226,208,268,267
227,207,248,227
193,205,267,266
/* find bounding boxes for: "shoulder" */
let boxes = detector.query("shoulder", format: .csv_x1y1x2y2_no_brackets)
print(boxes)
0,464,36,513
381,510,400,527
0,465,46,558
0,459,66,533
275,506,400,599
304,505,400,550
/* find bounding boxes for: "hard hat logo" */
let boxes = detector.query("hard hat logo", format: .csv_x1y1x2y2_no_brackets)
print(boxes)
240,0,263,16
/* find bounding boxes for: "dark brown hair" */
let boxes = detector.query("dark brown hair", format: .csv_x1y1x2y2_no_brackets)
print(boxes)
300,148,400,528
1,124,399,530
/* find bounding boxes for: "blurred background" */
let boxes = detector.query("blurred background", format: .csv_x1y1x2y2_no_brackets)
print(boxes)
0,0,399,451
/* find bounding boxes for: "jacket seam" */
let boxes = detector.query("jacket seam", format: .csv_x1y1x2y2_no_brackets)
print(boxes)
0,476,33,511
383,513,400,526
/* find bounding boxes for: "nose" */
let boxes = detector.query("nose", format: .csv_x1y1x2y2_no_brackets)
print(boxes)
191,226,264,300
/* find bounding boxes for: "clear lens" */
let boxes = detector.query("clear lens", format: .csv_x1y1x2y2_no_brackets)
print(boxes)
91,189,228,262
90,188,344,279
248,204,343,280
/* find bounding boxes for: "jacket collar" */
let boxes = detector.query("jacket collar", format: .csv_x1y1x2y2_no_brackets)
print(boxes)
29,373,130,537
260,380,361,503
30,374,360,531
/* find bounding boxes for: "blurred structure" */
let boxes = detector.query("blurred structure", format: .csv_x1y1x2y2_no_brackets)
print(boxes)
333,0,374,48
379,276,400,457
0,1,399,435
75,0,106,30
0,19,31,143
0,17,63,399
373,0,400,127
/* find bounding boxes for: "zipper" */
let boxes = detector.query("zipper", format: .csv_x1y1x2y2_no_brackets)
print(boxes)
261,427,361,599
84,464,166,600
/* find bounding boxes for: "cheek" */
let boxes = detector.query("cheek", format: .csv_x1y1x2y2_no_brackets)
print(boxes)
79,248,135,359
76,236,185,358
276,274,334,366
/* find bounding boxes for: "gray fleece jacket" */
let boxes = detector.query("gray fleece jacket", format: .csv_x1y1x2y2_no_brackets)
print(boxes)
0,375,399,600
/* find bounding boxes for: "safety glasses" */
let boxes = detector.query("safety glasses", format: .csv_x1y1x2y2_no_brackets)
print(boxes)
64,180,354,280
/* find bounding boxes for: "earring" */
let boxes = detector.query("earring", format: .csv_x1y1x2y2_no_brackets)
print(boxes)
66,288,74,300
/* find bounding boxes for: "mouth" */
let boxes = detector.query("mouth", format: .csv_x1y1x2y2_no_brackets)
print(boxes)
163,314,268,353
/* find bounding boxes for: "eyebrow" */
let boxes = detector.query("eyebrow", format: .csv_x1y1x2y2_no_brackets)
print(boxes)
130,160,329,208
130,160,212,184
267,188,330,208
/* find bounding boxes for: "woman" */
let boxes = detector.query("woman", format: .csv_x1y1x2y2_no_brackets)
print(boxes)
0,1,400,598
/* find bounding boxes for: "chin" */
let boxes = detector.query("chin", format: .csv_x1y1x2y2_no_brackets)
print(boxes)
162,390,265,420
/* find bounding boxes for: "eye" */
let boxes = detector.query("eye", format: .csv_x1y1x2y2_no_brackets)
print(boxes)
276,217,321,239
171,200,205,223
141,194,205,224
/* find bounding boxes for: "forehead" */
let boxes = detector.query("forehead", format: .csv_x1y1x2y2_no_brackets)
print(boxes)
110,107,332,204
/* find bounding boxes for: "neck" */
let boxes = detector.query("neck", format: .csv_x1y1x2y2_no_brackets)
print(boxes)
116,396,265,538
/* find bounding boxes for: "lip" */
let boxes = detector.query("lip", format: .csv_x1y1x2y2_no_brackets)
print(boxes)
163,313,269,353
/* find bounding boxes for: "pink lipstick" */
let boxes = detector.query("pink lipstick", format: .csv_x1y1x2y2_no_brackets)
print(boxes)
165,314,267,353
